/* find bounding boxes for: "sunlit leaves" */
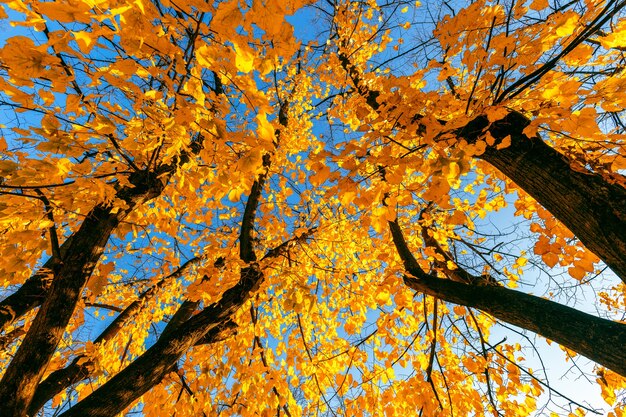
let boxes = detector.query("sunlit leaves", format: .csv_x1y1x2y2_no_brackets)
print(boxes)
0,0,625,415
600,19,626,48
0,36,57,84
233,42,255,74
529,0,549,11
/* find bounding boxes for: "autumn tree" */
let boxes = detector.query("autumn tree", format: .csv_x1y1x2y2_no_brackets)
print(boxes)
0,0,625,416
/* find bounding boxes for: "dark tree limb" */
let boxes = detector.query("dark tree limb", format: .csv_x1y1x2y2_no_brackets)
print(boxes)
462,112,626,283
56,161,271,416
27,256,202,416
0,234,74,334
39,80,306,417
389,219,626,377
338,48,626,283
402,274,626,377
0,204,122,416
0,168,177,415
0,131,209,336
55,228,314,416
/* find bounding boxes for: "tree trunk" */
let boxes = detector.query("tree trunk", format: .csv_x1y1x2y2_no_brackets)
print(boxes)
457,111,626,283
0,235,74,333
58,265,263,417
0,204,121,416
339,52,626,283
0,170,166,416
402,274,626,376
389,218,626,377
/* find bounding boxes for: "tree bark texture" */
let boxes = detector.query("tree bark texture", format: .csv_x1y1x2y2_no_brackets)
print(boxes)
0,204,121,416
459,111,626,283
389,218,626,377
339,52,626,283
57,265,263,417
0,170,167,416
402,274,626,377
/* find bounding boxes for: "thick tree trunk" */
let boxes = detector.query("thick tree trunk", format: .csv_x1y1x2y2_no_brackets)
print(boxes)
0,152,188,335
339,52,626,283
0,204,121,416
55,155,272,416
389,219,626,376
402,274,626,376
58,265,263,417
0,235,74,333
458,111,626,283
26,265,181,416
0,170,166,416
27,316,236,416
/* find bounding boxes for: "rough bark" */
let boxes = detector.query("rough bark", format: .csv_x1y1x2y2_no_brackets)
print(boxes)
27,257,201,415
389,219,626,377
58,265,263,417
0,170,166,416
0,142,197,335
339,52,626,283
402,274,626,376
0,204,121,416
458,112,626,283
28,316,236,416
0,234,74,333
58,158,272,416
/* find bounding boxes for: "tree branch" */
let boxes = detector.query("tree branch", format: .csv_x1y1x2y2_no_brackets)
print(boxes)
337,49,626,283
389,220,626,376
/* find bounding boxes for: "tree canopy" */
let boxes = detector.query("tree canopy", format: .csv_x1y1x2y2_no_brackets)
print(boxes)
0,0,625,416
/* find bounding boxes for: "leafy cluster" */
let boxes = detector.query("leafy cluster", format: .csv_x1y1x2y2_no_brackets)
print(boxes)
0,0,625,416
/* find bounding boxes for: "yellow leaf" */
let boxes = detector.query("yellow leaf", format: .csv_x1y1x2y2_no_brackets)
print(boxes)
310,163,330,186
563,43,593,65
600,20,626,49
0,160,18,174
37,1,92,23
72,31,95,53
87,263,113,300
445,161,460,180
611,155,626,171
234,42,255,73
485,132,496,146
91,115,116,135
41,114,60,134
556,14,578,37
228,187,244,202
39,89,55,106
529,0,548,11
375,290,391,305
448,210,466,225
76,356,94,367
134,0,146,14
256,113,276,145
568,266,586,280
534,236,552,255
238,148,263,173
195,43,215,68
